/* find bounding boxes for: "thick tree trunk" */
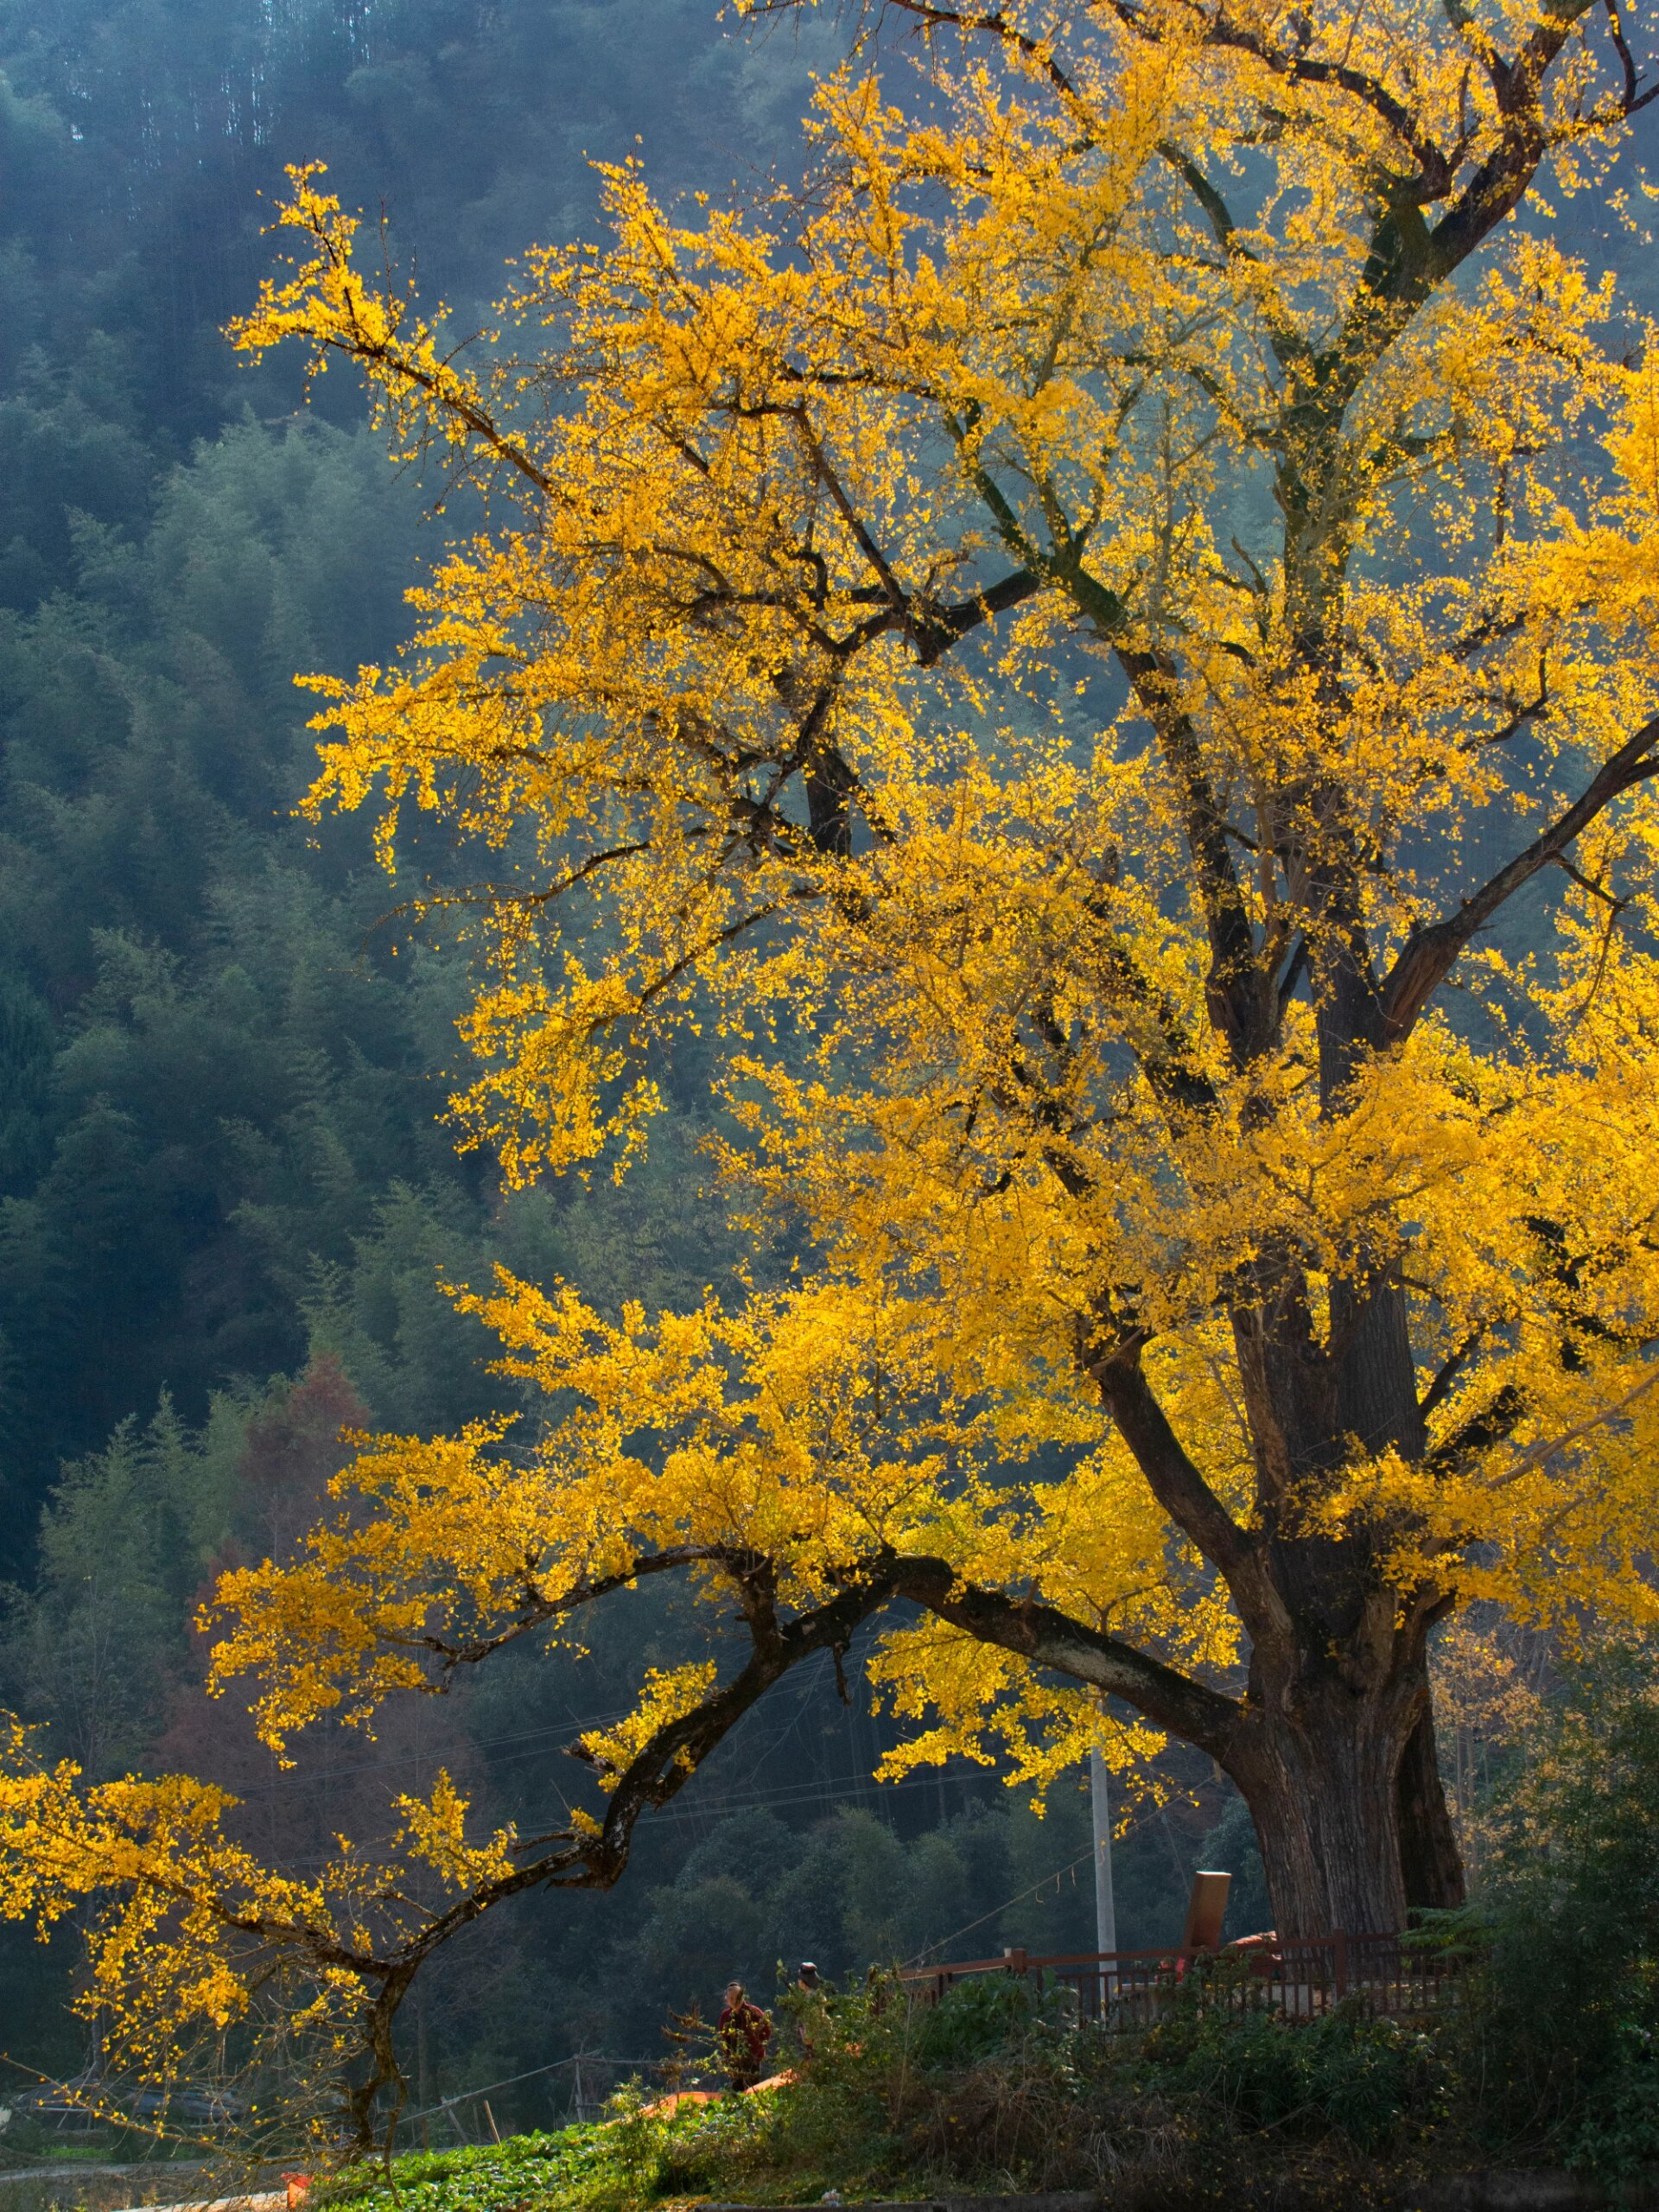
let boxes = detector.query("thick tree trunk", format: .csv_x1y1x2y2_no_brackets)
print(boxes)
1395,1700,1466,1912
1219,1239,1465,1935
1086,1096,1468,1938
1225,1646,1463,1936
1231,1679,1413,1936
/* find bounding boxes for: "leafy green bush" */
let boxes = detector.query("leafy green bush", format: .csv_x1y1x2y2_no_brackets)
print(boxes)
319,2098,778,2212
1452,1643,1659,2174
317,2125,628,2212
651,1971,1089,2198
912,1967,1071,2068
1138,1990,1449,2153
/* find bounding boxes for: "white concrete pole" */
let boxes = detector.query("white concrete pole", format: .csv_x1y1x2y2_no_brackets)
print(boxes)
1090,1745,1117,1957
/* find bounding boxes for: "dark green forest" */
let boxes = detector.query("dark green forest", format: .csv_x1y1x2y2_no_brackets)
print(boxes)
0,0,1261,2125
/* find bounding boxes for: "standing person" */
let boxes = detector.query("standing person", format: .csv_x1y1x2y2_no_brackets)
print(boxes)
716,1980,772,2093
793,1961,827,2060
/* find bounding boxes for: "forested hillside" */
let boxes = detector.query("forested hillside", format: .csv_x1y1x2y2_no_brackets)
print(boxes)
0,0,855,1511
0,0,1237,2117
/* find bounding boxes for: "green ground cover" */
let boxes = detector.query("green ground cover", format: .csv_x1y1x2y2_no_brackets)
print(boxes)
303,1649,1659,2212
315,1974,1460,2212
320,2099,772,2212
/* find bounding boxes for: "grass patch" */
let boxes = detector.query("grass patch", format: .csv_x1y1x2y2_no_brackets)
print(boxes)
316,2096,780,2212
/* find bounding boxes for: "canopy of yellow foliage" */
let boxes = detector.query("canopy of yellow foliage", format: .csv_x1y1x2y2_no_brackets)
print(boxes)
7,0,1659,2131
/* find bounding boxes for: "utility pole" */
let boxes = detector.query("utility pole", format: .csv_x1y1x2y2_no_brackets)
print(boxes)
1090,1745,1116,1959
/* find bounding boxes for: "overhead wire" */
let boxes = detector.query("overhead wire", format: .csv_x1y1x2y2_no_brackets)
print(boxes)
900,1847,1096,1968
400,2053,659,2126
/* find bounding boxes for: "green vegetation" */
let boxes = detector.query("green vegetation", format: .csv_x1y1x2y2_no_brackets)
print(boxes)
302,1979,1459,2211
1453,1648,1659,2178
318,2104,771,2212
293,1649,1659,2209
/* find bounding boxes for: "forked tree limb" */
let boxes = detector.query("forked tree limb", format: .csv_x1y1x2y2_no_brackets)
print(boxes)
1082,1333,1259,1596
1380,712,1659,1042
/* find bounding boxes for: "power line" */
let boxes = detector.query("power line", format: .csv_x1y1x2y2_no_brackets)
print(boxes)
245,1765,997,1873
224,1701,645,1797
401,2054,658,2126
196,1645,847,1801
404,1847,1096,2120
901,1847,1096,1968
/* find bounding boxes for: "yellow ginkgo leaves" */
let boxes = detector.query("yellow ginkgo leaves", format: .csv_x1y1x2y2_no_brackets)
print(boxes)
10,0,1659,2135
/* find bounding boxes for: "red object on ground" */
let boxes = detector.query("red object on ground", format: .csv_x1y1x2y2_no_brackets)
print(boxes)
1227,1930,1283,1976
641,2074,795,2120
283,2173,312,2209
640,2090,719,2118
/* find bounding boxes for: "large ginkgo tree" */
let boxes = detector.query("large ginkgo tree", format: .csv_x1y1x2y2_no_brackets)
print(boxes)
7,0,1659,2142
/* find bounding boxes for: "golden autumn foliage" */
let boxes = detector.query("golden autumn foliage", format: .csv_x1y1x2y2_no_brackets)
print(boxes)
6,0,1659,2144
0,1713,387,2145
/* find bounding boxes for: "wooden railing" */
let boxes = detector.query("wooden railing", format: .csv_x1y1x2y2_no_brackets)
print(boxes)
898,1930,1462,2027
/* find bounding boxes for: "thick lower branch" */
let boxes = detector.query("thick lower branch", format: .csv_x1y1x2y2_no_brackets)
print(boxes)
891,1554,1245,1760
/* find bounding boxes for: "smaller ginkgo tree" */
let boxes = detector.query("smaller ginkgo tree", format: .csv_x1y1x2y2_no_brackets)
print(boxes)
8,0,1659,2147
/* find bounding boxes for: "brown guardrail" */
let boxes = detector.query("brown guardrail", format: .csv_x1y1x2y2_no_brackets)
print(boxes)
898,1929,1463,2025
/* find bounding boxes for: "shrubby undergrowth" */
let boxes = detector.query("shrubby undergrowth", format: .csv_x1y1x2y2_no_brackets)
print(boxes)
314,1648,1659,2209
319,1975,1459,2212
1447,1645,1659,2177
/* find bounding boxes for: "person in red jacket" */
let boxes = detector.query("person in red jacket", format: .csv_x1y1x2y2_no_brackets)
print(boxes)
716,1979,772,2092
